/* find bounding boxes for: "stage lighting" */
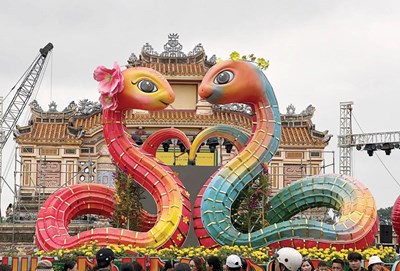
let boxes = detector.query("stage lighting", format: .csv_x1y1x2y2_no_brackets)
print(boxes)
132,135,143,145
162,139,172,152
223,139,234,153
364,144,377,157
381,143,394,155
177,140,186,153
206,137,219,153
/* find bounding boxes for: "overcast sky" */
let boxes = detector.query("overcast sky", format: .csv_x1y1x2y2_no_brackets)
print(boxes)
1,1,400,215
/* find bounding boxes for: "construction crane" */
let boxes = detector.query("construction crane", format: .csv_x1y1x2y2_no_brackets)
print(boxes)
0,42,53,215
338,101,400,175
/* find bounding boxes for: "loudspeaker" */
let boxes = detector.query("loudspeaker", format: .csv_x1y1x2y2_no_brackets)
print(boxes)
380,224,393,244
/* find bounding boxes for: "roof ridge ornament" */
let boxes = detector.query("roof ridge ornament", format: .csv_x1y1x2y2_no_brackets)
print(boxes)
208,55,217,65
63,101,77,112
285,104,315,118
188,43,204,56
212,103,253,115
128,53,138,63
161,33,186,57
286,104,296,115
48,101,58,112
30,100,43,112
300,105,315,117
76,99,102,116
142,43,159,55
128,34,216,69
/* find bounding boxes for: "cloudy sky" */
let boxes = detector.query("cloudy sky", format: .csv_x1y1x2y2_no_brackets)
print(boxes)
1,1,400,215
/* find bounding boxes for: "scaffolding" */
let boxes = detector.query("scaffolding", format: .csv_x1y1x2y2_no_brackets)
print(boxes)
3,146,112,246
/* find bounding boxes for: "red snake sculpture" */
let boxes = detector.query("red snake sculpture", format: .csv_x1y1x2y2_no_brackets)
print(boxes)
35,65,191,251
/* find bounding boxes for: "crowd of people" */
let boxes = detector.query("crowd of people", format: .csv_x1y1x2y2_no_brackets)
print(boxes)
1,246,384,271
271,248,386,271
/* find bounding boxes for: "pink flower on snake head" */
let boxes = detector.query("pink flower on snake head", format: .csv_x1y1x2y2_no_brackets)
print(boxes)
93,62,124,109
99,94,118,110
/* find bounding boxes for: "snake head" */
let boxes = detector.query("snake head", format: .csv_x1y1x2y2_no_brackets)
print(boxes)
115,67,175,111
199,60,267,105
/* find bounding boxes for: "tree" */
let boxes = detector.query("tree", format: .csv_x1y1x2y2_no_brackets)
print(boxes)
378,206,393,225
232,163,272,233
112,168,145,230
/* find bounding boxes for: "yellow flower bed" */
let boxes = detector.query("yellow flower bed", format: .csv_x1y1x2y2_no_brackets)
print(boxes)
34,241,398,265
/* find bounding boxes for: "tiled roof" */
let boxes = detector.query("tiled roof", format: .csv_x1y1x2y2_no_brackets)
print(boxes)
281,126,326,146
140,63,206,76
16,123,81,145
16,111,327,147
74,113,102,133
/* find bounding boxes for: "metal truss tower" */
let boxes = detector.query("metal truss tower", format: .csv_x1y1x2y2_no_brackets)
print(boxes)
338,101,353,175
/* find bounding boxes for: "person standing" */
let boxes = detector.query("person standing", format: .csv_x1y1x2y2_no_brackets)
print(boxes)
368,256,384,271
225,255,242,271
317,261,328,271
300,259,315,271
190,257,204,271
206,256,222,271
331,259,345,271
240,258,247,271
5,203,12,222
163,260,177,271
176,263,191,271
95,248,115,271
348,252,367,271
6,204,12,217
272,247,303,271
0,264,11,271
35,260,54,271
62,261,77,271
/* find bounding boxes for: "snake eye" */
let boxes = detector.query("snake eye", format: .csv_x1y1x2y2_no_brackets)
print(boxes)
214,70,234,85
137,79,158,93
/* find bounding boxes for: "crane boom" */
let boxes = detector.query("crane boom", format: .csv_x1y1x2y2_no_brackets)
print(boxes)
0,42,53,149
0,43,53,216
